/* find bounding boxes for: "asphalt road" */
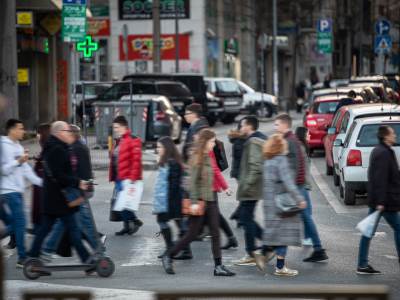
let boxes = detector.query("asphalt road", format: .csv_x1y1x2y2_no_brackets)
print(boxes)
4,114,400,299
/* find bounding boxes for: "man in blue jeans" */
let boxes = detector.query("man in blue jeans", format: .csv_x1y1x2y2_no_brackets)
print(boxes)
0,119,42,268
275,114,328,262
357,125,400,274
235,116,267,265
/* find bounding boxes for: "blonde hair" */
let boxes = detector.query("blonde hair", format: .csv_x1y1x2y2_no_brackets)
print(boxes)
263,134,287,159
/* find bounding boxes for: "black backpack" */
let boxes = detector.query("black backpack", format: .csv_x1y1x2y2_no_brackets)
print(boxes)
213,139,229,172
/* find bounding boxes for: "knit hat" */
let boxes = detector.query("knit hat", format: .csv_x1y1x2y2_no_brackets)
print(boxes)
185,103,203,116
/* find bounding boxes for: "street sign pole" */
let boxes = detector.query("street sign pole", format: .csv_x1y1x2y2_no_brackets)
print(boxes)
123,24,129,75
272,0,279,99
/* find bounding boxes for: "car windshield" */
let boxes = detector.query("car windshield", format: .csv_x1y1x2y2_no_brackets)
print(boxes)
157,84,192,97
215,81,241,93
313,101,339,114
99,83,130,100
356,123,400,147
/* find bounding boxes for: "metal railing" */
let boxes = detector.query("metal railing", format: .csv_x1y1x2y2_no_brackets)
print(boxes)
156,285,390,300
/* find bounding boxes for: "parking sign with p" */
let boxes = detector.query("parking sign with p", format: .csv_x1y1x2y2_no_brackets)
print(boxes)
318,19,332,33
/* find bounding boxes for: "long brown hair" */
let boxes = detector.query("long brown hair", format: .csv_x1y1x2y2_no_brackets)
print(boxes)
157,136,183,167
191,129,216,167
263,134,287,159
37,123,51,148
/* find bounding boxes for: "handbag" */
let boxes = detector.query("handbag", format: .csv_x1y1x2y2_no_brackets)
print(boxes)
113,180,144,212
213,139,229,172
275,192,303,218
182,199,206,216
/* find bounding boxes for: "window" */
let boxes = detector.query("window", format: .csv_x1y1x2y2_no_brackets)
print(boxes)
356,123,400,147
100,83,130,100
132,84,157,94
331,111,342,128
157,84,191,97
215,81,241,94
313,101,339,114
339,112,350,133
344,122,356,148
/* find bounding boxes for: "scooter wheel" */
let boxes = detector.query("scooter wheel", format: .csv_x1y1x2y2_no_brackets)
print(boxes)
23,258,44,280
96,257,115,278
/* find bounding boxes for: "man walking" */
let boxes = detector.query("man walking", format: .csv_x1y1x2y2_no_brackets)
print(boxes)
235,116,266,265
28,121,92,272
274,113,328,262
0,119,42,267
357,125,400,274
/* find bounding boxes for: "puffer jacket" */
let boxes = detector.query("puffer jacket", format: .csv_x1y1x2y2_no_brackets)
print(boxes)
109,130,142,182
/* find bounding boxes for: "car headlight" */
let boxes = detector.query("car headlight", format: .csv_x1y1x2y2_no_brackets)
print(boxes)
271,96,278,105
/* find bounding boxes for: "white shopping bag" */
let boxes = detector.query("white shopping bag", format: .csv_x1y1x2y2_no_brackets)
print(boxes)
114,180,144,212
356,211,381,238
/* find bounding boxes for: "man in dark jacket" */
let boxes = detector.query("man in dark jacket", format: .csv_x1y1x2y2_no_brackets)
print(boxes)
182,103,209,163
28,121,92,269
357,125,400,274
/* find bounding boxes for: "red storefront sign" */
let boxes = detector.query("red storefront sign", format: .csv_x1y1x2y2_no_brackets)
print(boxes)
119,34,189,61
57,60,68,120
87,18,110,36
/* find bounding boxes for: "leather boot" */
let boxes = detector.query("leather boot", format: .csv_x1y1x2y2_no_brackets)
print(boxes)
115,221,130,236
128,219,143,235
161,254,175,274
221,236,238,250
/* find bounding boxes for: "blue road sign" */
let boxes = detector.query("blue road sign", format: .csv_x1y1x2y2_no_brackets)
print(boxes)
374,35,392,54
63,0,86,5
317,19,332,33
375,19,391,35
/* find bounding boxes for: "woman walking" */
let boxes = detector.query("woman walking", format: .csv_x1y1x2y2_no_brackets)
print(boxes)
161,129,235,276
153,136,184,256
255,134,306,276
109,116,143,235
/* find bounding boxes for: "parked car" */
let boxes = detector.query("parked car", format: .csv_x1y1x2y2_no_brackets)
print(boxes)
119,94,182,144
325,103,400,185
205,77,243,124
237,80,278,118
80,80,194,126
336,115,400,205
304,95,343,155
386,73,400,93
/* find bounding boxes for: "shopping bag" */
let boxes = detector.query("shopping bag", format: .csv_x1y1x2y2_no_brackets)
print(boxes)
114,180,144,212
356,211,381,238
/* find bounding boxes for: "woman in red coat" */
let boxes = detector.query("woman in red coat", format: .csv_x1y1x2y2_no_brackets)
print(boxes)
109,116,143,235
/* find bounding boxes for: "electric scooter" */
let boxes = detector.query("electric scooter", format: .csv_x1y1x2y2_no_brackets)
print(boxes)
23,194,115,280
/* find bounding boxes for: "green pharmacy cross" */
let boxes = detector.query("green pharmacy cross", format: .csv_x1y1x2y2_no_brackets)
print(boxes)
76,35,99,58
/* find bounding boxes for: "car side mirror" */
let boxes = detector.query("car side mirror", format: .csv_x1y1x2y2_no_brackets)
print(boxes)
333,139,343,147
327,127,336,135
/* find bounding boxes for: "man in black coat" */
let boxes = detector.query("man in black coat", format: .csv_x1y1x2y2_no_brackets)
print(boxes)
28,121,92,269
357,125,400,274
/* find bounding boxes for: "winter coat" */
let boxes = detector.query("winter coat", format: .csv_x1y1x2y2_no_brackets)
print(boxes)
182,117,209,162
228,130,247,179
368,142,400,212
41,136,81,216
237,131,267,201
109,130,142,182
32,154,44,225
262,155,304,246
284,131,306,186
153,159,183,219
71,140,93,181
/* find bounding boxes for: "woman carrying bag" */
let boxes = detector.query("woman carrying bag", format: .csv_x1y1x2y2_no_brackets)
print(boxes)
255,134,306,276
109,116,143,236
161,129,235,277
153,136,184,257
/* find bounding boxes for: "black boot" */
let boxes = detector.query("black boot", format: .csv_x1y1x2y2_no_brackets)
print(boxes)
173,247,193,260
158,228,173,258
128,219,143,235
303,249,328,262
221,236,238,250
214,265,236,276
115,221,130,236
161,254,175,274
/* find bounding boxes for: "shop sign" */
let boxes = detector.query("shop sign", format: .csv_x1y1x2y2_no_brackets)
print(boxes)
16,11,33,28
17,68,30,85
40,14,61,35
87,18,110,36
119,34,190,61
91,5,109,17
119,0,190,20
224,38,238,56
62,4,87,42
57,60,69,120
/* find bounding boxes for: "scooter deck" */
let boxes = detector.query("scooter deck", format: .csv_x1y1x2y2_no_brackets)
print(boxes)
37,264,93,272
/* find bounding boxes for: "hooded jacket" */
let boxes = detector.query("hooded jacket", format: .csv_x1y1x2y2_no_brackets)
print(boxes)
228,129,247,179
0,136,42,194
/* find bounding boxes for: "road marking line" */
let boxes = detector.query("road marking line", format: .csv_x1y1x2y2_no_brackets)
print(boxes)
121,237,161,267
310,161,348,214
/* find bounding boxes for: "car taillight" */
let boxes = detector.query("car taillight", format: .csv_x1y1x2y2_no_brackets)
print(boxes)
347,150,362,166
155,111,165,121
306,116,317,127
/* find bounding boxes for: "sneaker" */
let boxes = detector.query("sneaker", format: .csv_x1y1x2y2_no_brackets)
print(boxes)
253,251,266,272
234,255,256,266
303,249,328,262
16,259,27,269
302,238,313,246
40,251,60,262
356,265,382,275
100,234,107,245
274,266,299,277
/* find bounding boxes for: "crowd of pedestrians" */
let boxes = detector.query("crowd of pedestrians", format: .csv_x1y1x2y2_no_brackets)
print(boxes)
0,103,399,278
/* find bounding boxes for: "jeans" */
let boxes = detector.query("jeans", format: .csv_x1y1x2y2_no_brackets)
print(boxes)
115,181,137,222
358,208,400,268
239,200,263,255
29,214,90,263
299,186,322,250
0,193,26,259
274,246,288,257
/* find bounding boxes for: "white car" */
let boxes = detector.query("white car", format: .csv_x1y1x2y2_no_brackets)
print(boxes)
237,80,277,117
329,103,400,187
335,115,400,205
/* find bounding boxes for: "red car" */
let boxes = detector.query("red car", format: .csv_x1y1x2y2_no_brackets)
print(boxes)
304,95,342,155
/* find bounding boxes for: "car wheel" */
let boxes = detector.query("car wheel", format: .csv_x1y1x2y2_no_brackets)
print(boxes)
207,115,217,127
343,181,356,205
326,162,333,176
255,103,273,118
333,167,340,186
221,114,236,124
